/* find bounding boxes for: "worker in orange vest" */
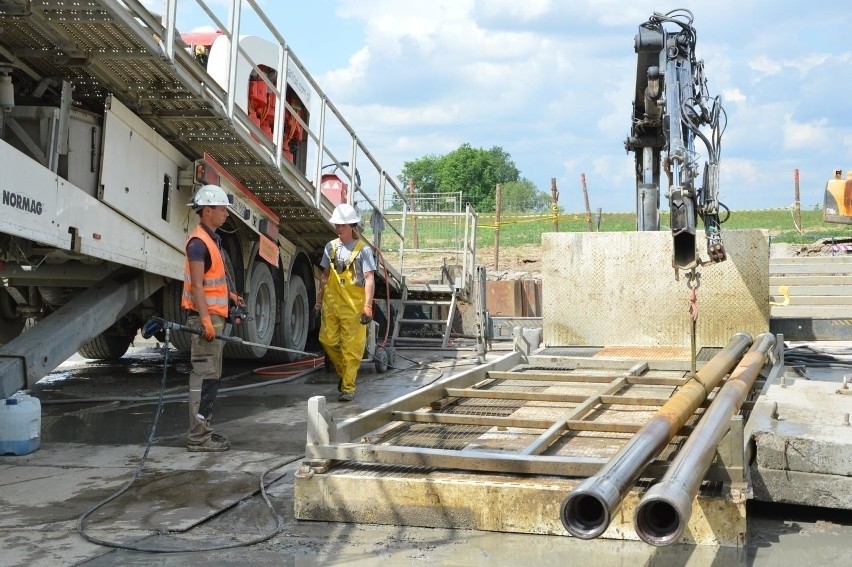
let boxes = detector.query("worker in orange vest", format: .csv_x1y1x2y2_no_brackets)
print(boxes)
182,184,244,451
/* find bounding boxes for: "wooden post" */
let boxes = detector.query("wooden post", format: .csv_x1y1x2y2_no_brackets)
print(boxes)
581,173,593,232
793,169,802,232
550,177,559,232
495,183,502,271
408,178,419,249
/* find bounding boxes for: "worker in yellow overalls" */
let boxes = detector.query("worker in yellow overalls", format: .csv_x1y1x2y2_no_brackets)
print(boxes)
316,204,376,402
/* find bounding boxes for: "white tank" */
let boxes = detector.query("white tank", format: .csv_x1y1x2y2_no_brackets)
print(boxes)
0,393,41,455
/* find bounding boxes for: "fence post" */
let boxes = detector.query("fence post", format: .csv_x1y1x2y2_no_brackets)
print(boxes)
495,183,502,271
793,168,802,232
408,179,419,249
581,173,593,232
550,177,559,232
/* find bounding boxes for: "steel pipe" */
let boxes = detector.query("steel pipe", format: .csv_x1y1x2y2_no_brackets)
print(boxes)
560,332,753,539
634,332,775,546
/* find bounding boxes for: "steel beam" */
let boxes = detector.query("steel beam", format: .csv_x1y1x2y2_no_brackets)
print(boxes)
0,269,163,397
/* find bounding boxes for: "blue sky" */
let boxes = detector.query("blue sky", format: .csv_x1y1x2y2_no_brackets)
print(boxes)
173,1,852,214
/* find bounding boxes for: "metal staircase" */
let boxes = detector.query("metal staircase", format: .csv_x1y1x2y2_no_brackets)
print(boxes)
384,201,478,348
391,280,459,348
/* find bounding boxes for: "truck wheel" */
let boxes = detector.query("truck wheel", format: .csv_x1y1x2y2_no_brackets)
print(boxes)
226,261,276,359
264,274,309,363
161,281,192,352
0,289,24,345
78,332,134,360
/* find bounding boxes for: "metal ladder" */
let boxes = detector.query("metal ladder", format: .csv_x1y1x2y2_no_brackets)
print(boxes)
390,277,459,348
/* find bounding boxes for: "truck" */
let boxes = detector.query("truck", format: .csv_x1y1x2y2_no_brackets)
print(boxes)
0,0,463,398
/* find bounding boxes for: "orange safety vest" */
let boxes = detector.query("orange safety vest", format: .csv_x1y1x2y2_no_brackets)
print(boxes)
182,225,229,317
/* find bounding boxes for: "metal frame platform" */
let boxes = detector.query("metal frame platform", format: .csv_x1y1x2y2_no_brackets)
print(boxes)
295,341,784,545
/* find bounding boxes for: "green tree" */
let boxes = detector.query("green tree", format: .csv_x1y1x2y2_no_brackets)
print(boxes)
399,144,521,212
398,153,440,194
501,179,550,213
396,153,440,210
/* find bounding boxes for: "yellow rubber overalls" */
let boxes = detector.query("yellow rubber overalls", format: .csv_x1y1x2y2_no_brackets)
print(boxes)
319,239,366,395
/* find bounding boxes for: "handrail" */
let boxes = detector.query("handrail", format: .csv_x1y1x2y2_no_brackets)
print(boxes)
154,0,408,249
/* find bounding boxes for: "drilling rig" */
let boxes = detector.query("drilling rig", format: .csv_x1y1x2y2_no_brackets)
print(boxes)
625,9,728,276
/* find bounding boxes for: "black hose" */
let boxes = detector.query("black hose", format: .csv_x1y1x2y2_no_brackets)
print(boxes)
784,345,852,370
75,329,300,554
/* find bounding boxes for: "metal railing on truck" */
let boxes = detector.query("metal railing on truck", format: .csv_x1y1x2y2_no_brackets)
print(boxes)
155,0,412,283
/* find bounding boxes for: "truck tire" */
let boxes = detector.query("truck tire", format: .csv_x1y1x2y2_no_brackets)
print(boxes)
264,274,309,363
161,281,192,352
226,261,276,359
0,289,24,345
78,332,134,360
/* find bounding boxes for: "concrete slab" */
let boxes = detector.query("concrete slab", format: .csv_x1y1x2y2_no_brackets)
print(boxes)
751,467,852,509
751,380,851,476
1,346,851,565
294,465,747,547
540,230,770,348
747,378,852,509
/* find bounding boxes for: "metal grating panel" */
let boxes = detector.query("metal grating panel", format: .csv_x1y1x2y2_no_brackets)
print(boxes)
304,347,779,489
595,346,691,360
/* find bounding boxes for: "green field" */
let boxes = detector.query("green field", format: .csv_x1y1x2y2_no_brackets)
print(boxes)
373,208,850,254
474,208,850,248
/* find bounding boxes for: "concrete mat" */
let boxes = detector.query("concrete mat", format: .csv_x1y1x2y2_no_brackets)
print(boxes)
82,469,262,532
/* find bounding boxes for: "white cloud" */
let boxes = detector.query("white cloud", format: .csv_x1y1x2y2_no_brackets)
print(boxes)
783,114,829,151
722,88,746,105
321,46,370,91
748,55,783,81
785,53,831,76
280,1,852,212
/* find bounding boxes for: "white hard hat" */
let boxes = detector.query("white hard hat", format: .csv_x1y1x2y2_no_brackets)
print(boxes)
329,203,361,225
189,184,231,209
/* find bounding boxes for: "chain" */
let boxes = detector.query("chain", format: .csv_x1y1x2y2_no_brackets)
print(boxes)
686,269,701,377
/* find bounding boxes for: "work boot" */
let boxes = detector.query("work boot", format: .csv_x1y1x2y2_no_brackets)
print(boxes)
187,432,231,452
338,392,354,402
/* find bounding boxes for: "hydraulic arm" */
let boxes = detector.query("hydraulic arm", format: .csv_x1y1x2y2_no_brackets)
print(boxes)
625,9,727,274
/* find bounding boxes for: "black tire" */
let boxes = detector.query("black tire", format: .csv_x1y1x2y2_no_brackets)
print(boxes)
226,261,276,359
78,332,134,360
385,346,397,369
264,274,309,363
161,281,192,352
373,346,389,373
0,288,24,345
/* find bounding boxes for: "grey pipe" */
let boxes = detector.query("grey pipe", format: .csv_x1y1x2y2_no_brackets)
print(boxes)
560,332,752,539
634,332,776,546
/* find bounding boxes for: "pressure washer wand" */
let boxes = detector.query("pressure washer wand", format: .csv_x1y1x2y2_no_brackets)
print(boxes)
141,316,320,358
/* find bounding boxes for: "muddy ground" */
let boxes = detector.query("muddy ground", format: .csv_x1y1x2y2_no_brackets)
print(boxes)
1,338,850,566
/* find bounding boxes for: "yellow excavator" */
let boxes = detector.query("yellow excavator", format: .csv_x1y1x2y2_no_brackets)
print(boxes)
823,169,852,223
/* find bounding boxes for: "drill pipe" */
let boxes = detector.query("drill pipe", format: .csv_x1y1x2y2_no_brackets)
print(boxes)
560,332,752,539
634,332,776,546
